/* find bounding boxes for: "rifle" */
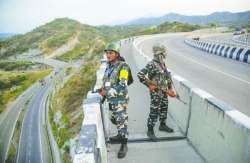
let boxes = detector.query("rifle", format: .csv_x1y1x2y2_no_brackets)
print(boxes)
168,77,187,105
145,78,187,105
162,67,188,105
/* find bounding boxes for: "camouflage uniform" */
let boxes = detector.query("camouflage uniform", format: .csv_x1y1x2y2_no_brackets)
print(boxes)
137,45,173,129
102,59,130,138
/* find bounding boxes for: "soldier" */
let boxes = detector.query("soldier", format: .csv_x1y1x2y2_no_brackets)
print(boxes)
99,42,130,158
137,44,176,141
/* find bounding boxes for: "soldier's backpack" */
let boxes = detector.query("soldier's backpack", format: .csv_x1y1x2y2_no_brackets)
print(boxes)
118,56,134,86
127,66,134,86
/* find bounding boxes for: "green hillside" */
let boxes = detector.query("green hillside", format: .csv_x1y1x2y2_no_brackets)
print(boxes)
0,18,202,60
97,25,148,41
133,21,201,35
0,68,52,113
0,18,105,59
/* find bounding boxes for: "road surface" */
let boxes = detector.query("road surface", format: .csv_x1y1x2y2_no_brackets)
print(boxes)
0,58,68,162
135,33,250,116
0,83,40,163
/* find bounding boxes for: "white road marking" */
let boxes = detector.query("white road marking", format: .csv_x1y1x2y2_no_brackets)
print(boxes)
171,50,250,85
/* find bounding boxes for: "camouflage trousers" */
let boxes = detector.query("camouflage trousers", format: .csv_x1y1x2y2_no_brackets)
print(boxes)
109,102,129,138
147,90,168,128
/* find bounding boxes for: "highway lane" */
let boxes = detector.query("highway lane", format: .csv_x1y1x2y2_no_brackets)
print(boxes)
16,58,68,163
17,78,52,163
135,33,250,116
0,58,68,162
0,82,41,162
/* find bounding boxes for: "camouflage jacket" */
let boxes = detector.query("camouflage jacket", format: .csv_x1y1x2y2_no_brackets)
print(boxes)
137,59,172,91
102,60,130,104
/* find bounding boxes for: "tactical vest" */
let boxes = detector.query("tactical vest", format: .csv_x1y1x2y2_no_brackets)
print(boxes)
149,60,170,91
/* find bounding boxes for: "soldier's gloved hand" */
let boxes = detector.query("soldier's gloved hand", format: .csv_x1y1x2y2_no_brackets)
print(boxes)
167,89,176,97
148,84,157,92
98,88,105,97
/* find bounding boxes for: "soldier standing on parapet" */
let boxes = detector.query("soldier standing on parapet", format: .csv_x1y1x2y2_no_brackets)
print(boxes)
137,44,176,141
99,42,131,158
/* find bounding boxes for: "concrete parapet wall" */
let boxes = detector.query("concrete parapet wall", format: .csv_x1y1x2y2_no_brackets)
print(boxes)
188,88,250,163
169,75,193,134
185,39,250,64
73,58,107,163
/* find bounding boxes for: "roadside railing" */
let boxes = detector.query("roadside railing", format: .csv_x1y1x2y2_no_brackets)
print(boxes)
184,39,250,64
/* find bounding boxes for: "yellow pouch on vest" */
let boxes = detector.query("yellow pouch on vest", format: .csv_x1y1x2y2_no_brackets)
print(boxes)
119,69,129,81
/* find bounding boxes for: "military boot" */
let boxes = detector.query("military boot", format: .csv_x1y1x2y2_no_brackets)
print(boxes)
147,126,157,142
109,134,122,142
118,138,128,159
159,123,174,133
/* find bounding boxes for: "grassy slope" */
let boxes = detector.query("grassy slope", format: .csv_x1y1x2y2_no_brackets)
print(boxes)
133,21,202,35
0,69,52,113
50,54,100,162
97,25,148,41
0,60,36,71
0,18,104,59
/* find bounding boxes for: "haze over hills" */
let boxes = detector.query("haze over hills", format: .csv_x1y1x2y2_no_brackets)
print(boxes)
0,33,18,40
125,11,250,26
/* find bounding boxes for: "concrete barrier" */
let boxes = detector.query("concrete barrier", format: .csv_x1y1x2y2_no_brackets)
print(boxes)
188,88,250,163
73,59,107,163
168,75,193,134
133,37,250,163
185,39,250,64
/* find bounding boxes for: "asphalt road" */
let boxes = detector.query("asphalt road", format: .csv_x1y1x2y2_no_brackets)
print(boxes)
16,59,68,163
135,33,250,116
0,83,41,163
0,58,68,162
17,78,52,163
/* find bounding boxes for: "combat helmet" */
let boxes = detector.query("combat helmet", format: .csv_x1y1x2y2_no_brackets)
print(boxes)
104,42,120,54
153,44,167,56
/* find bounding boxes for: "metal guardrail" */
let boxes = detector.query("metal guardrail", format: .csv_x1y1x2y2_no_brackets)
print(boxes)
232,34,250,47
202,37,250,49
184,39,250,64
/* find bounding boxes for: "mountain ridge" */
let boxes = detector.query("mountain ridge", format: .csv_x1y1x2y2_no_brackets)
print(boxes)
125,10,250,26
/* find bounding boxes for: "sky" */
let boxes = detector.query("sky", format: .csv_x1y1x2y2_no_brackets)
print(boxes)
0,0,250,33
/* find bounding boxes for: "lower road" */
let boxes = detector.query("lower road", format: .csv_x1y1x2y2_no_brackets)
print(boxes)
0,58,68,162
17,77,52,163
0,82,41,163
